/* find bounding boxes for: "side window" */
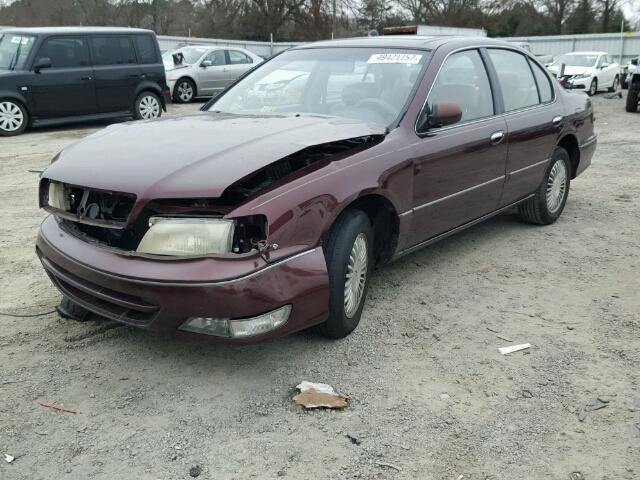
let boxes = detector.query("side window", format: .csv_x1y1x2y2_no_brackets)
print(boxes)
428,49,493,124
597,55,604,67
35,36,89,69
530,60,553,103
228,50,252,65
134,35,158,64
488,49,539,111
204,50,226,66
91,36,137,66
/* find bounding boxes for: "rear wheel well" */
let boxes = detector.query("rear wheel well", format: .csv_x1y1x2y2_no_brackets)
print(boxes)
332,195,399,265
557,134,580,178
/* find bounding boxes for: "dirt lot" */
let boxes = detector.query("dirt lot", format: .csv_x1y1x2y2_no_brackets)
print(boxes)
1,96,639,480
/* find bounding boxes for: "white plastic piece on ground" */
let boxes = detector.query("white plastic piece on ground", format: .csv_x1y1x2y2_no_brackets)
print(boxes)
293,381,347,409
4,454,14,463
498,343,531,355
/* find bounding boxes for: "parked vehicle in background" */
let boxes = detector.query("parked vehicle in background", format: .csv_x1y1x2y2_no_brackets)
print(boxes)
0,27,168,136
621,56,638,90
36,36,595,344
163,45,262,103
548,51,619,95
626,63,639,112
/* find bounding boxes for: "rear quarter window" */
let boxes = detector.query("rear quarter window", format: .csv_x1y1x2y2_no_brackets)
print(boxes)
91,36,137,66
530,60,554,103
134,35,159,64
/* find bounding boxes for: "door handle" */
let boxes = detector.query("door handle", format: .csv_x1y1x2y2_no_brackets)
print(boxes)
552,115,563,126
490,131,505,144
80,76,92,81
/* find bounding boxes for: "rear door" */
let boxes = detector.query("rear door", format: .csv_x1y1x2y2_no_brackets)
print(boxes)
196,49,228,95
485,48,564,206
132,34,164,88
30,35,96,118
90,35,141,113
225,49,255,85
408,48,508,245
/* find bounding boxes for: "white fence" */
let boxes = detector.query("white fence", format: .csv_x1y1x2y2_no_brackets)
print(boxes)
157,35,301,58
504,32,640,64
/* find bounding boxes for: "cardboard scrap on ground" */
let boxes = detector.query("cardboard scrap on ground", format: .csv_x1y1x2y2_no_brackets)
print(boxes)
498,343,531,355
293,381,348,409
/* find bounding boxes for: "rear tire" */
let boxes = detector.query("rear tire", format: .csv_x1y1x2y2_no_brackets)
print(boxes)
518,147,571,225
316,209,374,339
588,78,598,96
626,86,639,113
134,92,162,120
0,99,28,136
173,78,195,103
608,75,619,92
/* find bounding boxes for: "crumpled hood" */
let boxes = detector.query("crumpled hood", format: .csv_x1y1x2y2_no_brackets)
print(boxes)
43,112,387,200
548,65,594,76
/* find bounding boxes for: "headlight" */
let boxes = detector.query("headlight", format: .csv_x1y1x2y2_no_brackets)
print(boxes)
137,217,235,256
573,73,591,79
48,181,70,210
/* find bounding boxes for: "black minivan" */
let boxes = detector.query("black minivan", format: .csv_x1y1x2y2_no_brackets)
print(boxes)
0,27,169,136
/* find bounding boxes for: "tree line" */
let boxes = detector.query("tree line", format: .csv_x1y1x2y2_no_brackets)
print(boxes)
0,0,634,42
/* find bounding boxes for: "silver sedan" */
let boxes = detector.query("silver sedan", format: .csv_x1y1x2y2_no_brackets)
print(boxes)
163,46,263,103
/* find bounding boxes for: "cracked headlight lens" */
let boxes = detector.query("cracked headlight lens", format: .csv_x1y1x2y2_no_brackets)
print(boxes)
137,217,235,256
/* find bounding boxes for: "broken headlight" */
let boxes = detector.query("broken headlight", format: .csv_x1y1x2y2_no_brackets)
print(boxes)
137,217,235,256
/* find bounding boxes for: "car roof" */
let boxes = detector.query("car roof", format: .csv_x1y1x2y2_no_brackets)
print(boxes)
292,35,518,51
2,26,153,35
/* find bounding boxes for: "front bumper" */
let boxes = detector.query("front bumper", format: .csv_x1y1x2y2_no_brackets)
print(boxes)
36,215,330,343
565,77,591,91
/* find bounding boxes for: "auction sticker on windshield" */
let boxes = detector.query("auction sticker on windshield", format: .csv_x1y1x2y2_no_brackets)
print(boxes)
10,36,31,45
368,53,423,64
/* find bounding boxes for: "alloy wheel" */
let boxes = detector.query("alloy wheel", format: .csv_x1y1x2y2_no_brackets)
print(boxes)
138,95,160,120
590,80,597,96
344,233,368,318
177,81,194,102
0,101,24,133
546,159,568,214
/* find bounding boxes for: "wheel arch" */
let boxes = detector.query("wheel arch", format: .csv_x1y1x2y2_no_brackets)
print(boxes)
557,134,580,179
174,76,198,97
133,83,166,111
0,93,30,117
329,193,400,265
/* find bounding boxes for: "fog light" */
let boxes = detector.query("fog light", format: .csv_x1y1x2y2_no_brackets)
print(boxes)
179,305,291,338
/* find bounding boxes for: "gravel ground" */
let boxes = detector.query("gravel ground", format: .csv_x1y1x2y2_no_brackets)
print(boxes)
0,96,639,480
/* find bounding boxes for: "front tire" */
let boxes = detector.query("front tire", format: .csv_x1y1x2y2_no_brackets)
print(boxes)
0,99,28,136
317,209,374,339
608,75,619,92
173,78,195,103
588,78,598,96
518,147,571,225
134,92,162,120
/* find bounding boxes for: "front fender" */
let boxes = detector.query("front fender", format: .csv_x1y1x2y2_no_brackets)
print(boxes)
226,133,413,263
0,89,30,110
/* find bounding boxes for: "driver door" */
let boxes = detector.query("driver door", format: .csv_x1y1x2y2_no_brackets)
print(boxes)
407,49,508,246
196,49,228,95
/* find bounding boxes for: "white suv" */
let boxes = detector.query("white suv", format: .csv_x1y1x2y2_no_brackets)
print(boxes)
548,51,620,96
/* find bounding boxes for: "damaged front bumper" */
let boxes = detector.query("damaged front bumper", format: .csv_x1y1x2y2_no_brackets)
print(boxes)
36,215,330,343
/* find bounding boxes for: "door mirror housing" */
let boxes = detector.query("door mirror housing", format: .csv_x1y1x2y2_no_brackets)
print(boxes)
599,62,609,69
201,60,213,68
34,57,52,73
631,58,638,66
417,101,463,132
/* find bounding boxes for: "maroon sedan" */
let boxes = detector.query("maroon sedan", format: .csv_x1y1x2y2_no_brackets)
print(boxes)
36,36,596,343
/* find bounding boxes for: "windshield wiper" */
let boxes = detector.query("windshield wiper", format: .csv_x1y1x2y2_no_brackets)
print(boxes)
8,39,23,71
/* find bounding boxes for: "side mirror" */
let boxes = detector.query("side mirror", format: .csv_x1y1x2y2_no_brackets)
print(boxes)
417,101,462,132
599,62,609,69
201,60,213,68
34,57,52,73
631,58,638,66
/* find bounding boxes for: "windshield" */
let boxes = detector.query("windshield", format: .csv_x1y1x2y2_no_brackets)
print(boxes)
208,47,429,127
163,46,208,66
0,33,36,70
554,54,598,68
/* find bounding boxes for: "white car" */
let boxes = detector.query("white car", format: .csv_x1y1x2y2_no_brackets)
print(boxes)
163,45,263,103
548,51,619,96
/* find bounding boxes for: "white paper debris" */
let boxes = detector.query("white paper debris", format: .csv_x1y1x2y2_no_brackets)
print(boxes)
498,343,531,355
296,381,337,395
4,454,15,463
367,53,423,64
